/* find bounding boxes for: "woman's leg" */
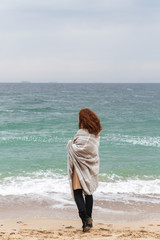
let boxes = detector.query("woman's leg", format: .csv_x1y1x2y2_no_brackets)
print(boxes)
85,194,93,218
73,189,87,224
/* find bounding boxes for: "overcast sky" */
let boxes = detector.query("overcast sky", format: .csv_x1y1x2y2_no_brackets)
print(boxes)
0,0,160,83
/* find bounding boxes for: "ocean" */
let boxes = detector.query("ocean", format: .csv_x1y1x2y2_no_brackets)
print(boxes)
0,83,160,221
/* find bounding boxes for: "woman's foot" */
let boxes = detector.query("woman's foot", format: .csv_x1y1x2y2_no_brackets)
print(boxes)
82,222,90,232
79,211,93,232
86,217,93,228
82,217,93,232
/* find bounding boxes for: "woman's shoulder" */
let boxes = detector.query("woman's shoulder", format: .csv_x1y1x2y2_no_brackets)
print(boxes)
76,128,100,139
74,128,89,139
77,128,89,134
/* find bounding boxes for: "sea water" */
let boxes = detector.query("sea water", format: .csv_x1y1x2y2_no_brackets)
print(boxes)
0,83,160,210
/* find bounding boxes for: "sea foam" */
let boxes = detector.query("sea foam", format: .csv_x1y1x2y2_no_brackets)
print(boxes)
0,171,159,204
103,134,160,148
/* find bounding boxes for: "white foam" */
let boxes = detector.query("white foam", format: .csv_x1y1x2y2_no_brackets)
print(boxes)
103,134,160,147
0,173,69,196
0,171,160,205
97,178,160,195
0,135,68,143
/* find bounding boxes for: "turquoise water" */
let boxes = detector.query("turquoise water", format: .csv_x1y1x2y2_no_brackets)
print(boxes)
0,83,160,200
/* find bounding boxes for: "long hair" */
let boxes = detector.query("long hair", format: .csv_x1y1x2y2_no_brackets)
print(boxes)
79,108,102,136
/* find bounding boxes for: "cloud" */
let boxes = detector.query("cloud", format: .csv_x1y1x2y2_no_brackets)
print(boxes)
0,0,160,82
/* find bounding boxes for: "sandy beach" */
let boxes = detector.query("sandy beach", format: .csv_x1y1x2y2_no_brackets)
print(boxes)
0,194,160,239
0,218,160,240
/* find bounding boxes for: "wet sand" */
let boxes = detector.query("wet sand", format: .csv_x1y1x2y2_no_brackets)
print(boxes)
0,194,160,222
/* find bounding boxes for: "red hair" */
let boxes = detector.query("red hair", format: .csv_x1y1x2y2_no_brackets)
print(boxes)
79,108,102,136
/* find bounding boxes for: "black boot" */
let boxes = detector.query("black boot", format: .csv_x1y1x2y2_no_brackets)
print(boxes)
86,217,93,228
79,211,90,232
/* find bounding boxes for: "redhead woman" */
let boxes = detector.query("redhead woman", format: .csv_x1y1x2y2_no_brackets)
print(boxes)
67,108,102,232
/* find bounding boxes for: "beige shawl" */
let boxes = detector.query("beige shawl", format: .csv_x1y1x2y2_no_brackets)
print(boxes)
67,128,100,196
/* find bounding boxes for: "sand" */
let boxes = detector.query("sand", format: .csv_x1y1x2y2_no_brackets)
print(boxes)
0,218,160,240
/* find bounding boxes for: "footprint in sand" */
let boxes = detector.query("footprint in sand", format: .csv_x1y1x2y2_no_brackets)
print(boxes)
17,221,23,224
107,224,113,227
139,230,148,233
9,232,16,235
102,234,112,237
65,226,74,229
99,228,110,232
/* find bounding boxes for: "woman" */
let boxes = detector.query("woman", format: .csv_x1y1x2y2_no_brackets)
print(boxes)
67,108,102,232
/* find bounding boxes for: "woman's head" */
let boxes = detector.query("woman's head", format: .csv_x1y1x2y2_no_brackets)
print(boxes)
79,108,102,136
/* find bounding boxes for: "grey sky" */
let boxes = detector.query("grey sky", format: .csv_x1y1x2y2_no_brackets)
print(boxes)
0,0,160,83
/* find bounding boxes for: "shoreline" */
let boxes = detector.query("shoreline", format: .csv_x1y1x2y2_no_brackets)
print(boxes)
0,194,160,222
0,218,160,240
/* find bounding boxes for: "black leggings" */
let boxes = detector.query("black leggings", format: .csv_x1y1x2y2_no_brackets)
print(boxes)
73,189,93,218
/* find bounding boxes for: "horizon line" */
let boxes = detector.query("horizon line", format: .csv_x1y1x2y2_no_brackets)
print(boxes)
0,82,160,84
